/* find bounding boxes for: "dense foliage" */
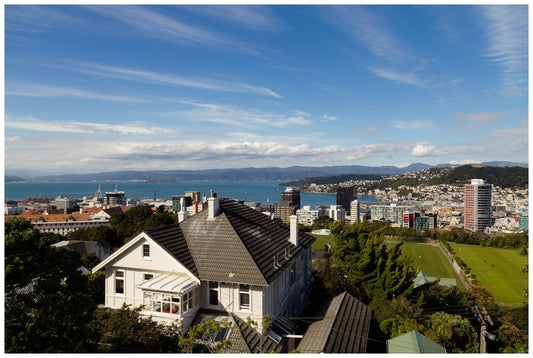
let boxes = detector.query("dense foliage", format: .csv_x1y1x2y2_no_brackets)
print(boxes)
312,220,528,353
5,217,96,352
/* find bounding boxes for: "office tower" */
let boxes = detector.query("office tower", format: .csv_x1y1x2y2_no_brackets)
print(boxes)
281,187,301,209
337,186,357,215
105,185,127,207
464,179,492,231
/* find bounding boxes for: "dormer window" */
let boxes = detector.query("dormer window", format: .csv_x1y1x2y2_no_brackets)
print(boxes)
142,244,150,259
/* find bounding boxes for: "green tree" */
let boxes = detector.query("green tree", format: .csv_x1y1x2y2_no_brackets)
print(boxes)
5,217,96,352
88,304,181,352
424,312,479,353
186,318,232,353
332,222,415,303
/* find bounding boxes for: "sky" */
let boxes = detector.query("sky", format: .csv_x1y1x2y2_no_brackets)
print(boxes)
4,3,529,177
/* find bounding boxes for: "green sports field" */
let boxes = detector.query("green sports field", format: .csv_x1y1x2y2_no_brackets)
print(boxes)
392,240,463,287
310,234,335,251
450,244,528,307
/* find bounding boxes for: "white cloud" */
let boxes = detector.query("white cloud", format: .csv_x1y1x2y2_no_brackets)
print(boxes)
411,144,436,156
183,5,285,32
69,62,280,98
86,5,270,58
370,68,427,87
456,110,516,123
5,115,173,136
6,83,148,103
322,115,337,121
393,120,429,130
481,6,528,96
323,6,413,64
163,100,312,128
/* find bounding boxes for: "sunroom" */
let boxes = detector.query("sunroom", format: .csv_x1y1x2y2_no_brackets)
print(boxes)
138,273,199,318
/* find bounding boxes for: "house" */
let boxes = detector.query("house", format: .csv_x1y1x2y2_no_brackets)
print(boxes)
297,292,373,353
52,240,111,261
92,196,315,333
387,330,446,353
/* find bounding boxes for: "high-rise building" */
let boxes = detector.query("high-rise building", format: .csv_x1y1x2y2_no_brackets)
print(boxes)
336,186,357,215
281,187,301,209
350,199,361,225
274,202,297,224
464,179,492,232
403,211,420,228
105,186,127,207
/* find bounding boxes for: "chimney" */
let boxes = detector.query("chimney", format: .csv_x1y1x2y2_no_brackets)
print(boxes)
290,215,299,246
178,198,188,223
208,190,219,219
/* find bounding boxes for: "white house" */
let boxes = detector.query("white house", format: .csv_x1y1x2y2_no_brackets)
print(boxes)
92,196,315,333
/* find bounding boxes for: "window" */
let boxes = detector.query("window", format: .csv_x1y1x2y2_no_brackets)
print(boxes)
143,292,180,315
209,282,219,306
290,263,296,285
115,270,124,294
144,273,154,281
142,244,150,258
239,284,250,310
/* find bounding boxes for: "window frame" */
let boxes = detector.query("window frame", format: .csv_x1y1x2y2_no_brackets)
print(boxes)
115,270,125,295
142,244,150,259
209,281,219,306
239,284,251,310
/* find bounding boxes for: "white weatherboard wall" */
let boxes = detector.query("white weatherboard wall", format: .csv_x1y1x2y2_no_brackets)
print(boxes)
199,281,264,326
104,234,197,309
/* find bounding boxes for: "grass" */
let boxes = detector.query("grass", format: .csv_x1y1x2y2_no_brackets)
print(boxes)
310,234,335,251
450,244,528,307
387,240,463,288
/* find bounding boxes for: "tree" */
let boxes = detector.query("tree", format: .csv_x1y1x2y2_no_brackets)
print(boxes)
5,217,96,352
424,312,479,353
88,304,182,352
331,222,415,303
186,318,232,353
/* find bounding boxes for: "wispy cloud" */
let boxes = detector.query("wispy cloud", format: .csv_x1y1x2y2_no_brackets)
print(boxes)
6,83,148,103
323,6,413,64
6,5,78,33
183,5,286,32
456,110,516,123
67,62,280,98
370,67,427,87
164,100,311,127
5,115,172,136
393,121,430,130
85,5,270,58
481,5,528,96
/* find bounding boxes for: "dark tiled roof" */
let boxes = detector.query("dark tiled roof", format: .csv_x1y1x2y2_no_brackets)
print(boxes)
230,314,284,353
298,292,373,353
146,200,315,286
220,200,315,284
145,224,199,277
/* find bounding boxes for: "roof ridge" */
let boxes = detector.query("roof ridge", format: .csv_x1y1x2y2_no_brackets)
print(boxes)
219,203,270,285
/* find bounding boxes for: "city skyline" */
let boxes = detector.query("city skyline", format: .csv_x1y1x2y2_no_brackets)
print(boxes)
5,3,529,177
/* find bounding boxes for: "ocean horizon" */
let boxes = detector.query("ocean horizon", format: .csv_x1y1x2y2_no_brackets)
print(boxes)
4,180,377,209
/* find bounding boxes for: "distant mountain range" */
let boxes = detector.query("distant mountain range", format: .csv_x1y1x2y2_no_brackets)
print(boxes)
4,161,527,183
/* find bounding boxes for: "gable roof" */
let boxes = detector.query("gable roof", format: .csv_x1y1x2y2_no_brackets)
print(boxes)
298,292,373,353
144,224,198,278
387,330,446,353
96,200,315,286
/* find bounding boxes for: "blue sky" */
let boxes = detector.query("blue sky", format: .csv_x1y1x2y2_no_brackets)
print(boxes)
4,4,529,176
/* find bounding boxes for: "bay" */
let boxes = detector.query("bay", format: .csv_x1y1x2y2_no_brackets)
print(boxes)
4,181,376,209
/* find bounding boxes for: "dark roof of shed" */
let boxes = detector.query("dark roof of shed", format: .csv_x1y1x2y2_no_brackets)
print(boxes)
297,292,373,353
146,200,315,286
145,224,199,277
